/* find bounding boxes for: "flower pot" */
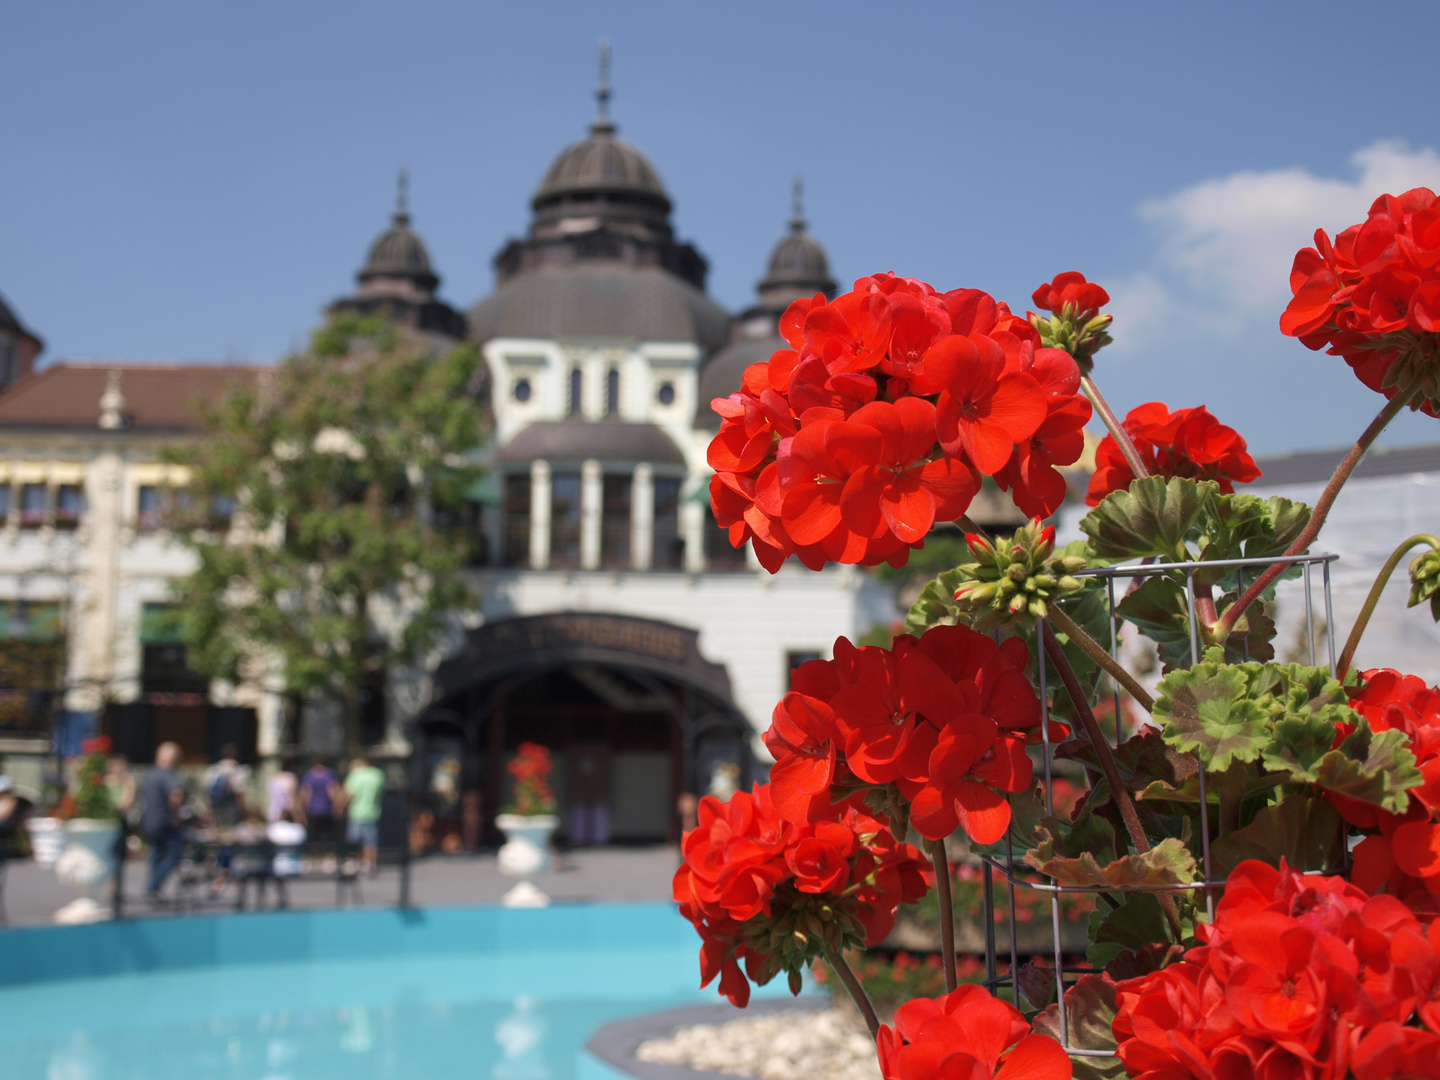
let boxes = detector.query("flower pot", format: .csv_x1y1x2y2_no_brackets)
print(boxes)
25,816,66,867
495,813,558,908
53,819,120,924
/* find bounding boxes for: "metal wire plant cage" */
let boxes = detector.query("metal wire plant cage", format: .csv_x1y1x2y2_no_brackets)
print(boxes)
975,550,1340,1060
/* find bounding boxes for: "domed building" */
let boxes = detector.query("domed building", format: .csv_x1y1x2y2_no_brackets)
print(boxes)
406,66,896,849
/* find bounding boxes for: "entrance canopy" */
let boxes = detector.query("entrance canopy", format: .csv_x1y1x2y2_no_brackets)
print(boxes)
410,612,753,847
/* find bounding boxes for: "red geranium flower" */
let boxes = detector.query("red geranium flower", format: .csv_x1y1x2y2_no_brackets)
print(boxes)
1086,401,1261,506
878,985,1072,1080
1031,271,1110,321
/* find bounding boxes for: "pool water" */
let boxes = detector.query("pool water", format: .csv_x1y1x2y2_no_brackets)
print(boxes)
0,905,775,1080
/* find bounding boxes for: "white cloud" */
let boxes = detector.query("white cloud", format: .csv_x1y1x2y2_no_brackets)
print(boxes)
1109,141,1440,352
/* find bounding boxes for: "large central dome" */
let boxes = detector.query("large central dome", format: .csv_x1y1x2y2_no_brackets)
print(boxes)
469,65,723,348
535,117,668,205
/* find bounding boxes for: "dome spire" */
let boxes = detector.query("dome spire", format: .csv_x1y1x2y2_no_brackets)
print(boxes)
592,38,615,134
791,175,805,233
394,168,410,226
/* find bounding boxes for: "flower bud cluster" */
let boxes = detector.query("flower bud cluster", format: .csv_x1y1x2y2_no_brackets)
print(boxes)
950,519,1088,629
1028,271,1113,374
1408,546,1440,621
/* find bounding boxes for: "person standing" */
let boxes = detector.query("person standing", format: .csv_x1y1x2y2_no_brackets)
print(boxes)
298,756,341,846
342,755,385,873
266,758,298,824
104,754,136,907
139,742,184,903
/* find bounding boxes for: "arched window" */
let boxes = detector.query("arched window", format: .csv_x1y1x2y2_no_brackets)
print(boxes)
569,368,583,416
606,368,620,416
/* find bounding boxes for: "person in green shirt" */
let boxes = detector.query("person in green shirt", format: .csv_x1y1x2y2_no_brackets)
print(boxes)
343,755,385,872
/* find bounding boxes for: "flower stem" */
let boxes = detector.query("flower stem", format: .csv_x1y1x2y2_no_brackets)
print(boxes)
823,942,880,1039
1081,375,1149,480
1336,533,1440,679
1046,605,1155,713
1213,377,1425,642
930,838,958,992
1039,620,1184,940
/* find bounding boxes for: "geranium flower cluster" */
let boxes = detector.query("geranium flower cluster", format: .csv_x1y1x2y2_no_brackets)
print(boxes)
506,741,556,816
673,784,931,1007
1085,401,1261,506
1281,187,1440,414
878,984,1072,1080
1323,669,1440,913
708,272,1094,572
1113,859,1440,1080
764,622,1043,846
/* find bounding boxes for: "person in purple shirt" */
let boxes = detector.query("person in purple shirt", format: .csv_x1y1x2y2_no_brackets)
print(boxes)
298,756,341,846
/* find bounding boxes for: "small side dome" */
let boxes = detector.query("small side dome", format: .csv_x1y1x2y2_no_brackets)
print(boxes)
756,179,836,310
359,171,438,292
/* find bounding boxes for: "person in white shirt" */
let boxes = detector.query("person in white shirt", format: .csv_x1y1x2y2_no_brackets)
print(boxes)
267,810,306,909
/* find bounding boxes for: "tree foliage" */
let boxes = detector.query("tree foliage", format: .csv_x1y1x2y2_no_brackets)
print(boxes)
169,315,488,752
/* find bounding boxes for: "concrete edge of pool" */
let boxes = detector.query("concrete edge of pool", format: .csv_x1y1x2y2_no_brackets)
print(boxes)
0,901,694,988
581,998,830,1080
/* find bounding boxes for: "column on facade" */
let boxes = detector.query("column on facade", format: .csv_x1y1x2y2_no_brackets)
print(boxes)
529,459,551,569
580,459,602,570
682,489,705,573
74,451,124,713
631,463,654,571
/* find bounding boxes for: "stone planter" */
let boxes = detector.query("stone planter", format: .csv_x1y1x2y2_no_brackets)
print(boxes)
25,816,66,867
495,813,558,908
53,819,120,924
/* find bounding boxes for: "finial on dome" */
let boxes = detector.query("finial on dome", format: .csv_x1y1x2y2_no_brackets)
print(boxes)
394,168,410,226
791,176,805,234
592,38,615,133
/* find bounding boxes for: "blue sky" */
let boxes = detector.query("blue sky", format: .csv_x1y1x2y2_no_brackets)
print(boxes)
2,0,1439,453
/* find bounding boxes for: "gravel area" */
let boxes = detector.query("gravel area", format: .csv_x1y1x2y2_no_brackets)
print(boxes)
635,1008,880,1080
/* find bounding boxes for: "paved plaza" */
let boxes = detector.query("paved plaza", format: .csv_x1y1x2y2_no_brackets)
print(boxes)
0,845,683,927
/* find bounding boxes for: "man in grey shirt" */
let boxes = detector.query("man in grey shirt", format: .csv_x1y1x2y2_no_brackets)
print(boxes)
138,742,183,902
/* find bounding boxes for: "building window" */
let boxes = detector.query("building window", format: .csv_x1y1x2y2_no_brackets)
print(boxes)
54,484,83,529
605,368,620,416
19,483,46,528
502,474,531,568
706,502,747,571
600,473,632,568
0,485,11,520
0,600,65,737
550,472,582,568
140,603,207,698
657,382,675,406
209,494,236,531
513,377,532,402
652,477,683,570
136,485,164,532
568,368,583,416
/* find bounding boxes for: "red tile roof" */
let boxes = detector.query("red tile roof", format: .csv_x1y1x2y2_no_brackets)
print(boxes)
0,363,266,431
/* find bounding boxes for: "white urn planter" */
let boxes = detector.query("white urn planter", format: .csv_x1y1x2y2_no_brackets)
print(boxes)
495,813,558,908
53,819,120,925
25,816,66,867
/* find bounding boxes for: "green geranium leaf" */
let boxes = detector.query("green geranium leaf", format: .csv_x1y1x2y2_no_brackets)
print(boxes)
1209,794,1345,878
1026,829,1196,889
1310,725,1420,813
904,567,965,636
1033,975,1124,1080
1081,476,1214,561
1261,711,1342,778
1115,576,1198,671
1249,497,1313,558
1154,663,1271,772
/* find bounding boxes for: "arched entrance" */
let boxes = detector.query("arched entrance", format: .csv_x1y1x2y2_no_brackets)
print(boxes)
409,612,752,849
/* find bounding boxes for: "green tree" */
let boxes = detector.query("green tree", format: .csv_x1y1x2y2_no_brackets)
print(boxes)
170,315,488,754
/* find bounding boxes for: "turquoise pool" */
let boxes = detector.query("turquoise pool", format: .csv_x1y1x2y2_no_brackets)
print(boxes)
0,904,777,1080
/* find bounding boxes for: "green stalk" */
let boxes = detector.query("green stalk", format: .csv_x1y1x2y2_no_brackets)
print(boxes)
1213,376,1426,642
1046,605,1155,713
1336,533,1440,679
823,942,880,1039
1081,374,1150,481
1039,621,1184,940
930,838,958,992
